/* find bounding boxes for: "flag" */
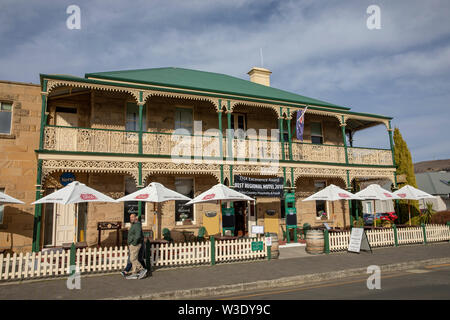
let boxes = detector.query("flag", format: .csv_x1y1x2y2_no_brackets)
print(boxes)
296,107,307,141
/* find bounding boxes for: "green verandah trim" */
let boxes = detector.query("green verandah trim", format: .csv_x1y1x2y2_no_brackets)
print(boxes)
37,149,396,169
33,79,47,252
32,159,43,252
40,74,394,121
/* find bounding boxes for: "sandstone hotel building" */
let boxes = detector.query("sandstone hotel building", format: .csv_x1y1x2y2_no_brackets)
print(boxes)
0,67,397,253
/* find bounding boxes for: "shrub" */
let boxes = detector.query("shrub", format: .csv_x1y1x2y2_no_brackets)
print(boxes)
430,211,450,224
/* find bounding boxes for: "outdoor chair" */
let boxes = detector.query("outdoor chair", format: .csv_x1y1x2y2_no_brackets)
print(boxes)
196,226,206,242
280,225,287,241
162,228,173,243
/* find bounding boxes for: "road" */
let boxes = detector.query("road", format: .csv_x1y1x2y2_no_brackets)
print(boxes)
210,263,450,300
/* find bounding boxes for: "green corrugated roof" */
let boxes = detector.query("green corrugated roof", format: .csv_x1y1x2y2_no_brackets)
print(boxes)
84,67,349,110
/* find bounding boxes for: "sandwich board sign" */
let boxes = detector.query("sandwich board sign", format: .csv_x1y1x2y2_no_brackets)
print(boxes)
347,227,372,253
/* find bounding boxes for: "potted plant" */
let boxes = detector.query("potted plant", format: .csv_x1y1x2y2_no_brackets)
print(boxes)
319,210,328,220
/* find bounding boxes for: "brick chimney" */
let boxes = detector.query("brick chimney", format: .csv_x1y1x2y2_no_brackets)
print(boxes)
247,67,272,86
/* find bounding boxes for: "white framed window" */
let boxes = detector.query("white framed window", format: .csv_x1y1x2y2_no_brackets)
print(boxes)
126,102,147,131
314,181,328,219
0,102,13,134
123,176,147,226
0,187,4,224
174,107,193,134
311,122,323,144
175,177,195,225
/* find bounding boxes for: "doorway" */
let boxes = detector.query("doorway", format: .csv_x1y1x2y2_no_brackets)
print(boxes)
233,201,248,236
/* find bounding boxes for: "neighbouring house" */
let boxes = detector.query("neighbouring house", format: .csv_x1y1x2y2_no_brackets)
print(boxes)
416,171,450,211
1,67,397,252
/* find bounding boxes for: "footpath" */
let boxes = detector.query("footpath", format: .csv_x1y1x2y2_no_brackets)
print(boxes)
0,242,449,300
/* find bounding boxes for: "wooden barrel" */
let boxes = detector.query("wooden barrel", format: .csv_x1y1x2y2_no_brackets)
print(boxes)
305,230,324,254
268,232,279,259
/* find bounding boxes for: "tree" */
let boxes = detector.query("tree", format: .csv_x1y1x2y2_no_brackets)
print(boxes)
393,128,419,223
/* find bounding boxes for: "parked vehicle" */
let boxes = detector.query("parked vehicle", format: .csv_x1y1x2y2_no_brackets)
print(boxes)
363,212,397,225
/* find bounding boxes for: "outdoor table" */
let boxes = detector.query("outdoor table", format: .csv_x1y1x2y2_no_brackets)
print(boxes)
181,230,195,242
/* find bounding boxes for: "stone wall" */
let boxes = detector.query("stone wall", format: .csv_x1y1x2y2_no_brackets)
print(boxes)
0,81,41,253
295,177,350,229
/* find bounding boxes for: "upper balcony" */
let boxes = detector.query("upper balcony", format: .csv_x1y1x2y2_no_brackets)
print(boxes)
42,125,393,166
38,78,395,168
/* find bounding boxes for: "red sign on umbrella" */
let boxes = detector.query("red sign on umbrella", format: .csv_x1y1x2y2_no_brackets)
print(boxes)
338,193,350,198
135,194,149,200
202,193,215,200
383,193,392,198
80,194,97,200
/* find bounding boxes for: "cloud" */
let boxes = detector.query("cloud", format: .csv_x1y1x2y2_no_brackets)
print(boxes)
0,0,449,162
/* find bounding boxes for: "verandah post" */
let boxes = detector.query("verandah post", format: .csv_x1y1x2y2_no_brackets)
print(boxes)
324,229,330,254
279,107,285,161
69,243,76,276
266,233,271,261
421,223,427,244
447,221,450,243
286,109,293,161
210,236,215,265
146,238,152,275
393,224,399,247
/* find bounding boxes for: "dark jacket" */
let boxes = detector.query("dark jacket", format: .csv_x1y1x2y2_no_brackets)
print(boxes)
128,221,143,246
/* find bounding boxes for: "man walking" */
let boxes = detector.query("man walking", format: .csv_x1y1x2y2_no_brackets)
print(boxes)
126,213,147,279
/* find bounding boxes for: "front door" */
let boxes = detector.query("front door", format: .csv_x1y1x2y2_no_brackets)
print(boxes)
54,203,76,246
233,201,248,236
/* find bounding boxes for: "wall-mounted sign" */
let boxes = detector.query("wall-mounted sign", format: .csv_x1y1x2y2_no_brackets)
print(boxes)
251,225,264,234
60,172,75,186
205,211,217,218
234,175,284,198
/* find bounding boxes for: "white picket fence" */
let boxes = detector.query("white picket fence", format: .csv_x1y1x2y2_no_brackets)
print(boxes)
216,237,267,262
425,224,450,243
0,237,267,281
329,224,450,252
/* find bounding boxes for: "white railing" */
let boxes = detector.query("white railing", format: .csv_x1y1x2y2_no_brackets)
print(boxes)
292,143,346,164
425,224,450,243
397,227,424,245
44,126,139,154
329,231,350,252
347,147,393,166
0,237,267,281
216,237,267,262
366,228,396,247
150,241,211,267
329,224,450,252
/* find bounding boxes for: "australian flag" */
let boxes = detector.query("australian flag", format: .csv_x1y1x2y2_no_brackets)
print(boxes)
296,107,308,141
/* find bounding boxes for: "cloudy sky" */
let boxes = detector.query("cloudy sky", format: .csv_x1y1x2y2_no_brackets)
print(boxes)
1,0,449,162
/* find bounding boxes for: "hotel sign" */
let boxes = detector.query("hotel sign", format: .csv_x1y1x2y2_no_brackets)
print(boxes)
234,175,284,198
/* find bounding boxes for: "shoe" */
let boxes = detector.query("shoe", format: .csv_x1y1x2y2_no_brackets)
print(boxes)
137,269,148,279
125,273,139,280
121,271,129,277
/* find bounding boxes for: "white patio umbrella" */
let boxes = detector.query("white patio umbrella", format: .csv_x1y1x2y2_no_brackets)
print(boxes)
185,184,255,205
185,184,255,236
0,191,25,204
393,185,435,226
302,184,362,227
32,181,116,242
116,182,192,239
355,184,401,228
116,182,192,203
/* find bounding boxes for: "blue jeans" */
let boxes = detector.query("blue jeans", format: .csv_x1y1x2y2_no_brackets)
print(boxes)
124,242,146,272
